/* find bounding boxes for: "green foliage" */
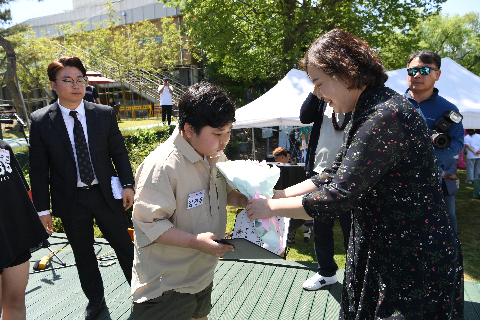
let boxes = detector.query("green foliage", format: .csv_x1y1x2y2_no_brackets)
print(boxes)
203,61,275,108
53,2,185,108
3,30,60,104
379,12,480,75
416,12,480,75
455,169,480,282
161,0,446,82
0,2,186,112
123,125,175,172
223,134,240,160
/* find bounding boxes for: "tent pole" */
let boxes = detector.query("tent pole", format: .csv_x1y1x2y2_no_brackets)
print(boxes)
252,127,255,160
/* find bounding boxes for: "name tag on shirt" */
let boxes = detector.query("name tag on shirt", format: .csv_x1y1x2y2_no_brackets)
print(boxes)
187,190,205,209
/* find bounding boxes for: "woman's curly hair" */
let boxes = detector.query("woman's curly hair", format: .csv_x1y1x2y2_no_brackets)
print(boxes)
300,29,388,89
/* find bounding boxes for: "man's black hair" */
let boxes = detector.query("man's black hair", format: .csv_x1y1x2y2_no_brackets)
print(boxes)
407,50,441,69
178,82,236,134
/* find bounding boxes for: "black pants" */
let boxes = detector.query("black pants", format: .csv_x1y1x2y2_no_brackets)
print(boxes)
313,212,351,277
162,105,172,125
61,186,134,302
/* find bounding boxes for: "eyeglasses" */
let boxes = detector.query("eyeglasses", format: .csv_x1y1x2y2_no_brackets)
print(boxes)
407,67,439,77
55,77,88,87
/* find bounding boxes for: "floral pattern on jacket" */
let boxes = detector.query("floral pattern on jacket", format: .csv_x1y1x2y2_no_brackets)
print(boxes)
302,86,463,320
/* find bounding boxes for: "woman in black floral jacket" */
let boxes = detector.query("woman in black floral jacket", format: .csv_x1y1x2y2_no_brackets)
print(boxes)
246,29,463,320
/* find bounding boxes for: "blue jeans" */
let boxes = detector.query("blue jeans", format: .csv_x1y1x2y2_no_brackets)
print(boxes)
313,212,351,277
444,194,457,233
466,158,480,181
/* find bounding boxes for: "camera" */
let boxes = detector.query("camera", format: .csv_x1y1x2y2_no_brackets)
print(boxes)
431,111,463,150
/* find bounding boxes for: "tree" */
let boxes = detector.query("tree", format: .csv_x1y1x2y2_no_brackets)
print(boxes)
378,12,480,76
5,30,59,110
416,12,480,76
160,0,446,82
54,2,185,107
0,0,31,36
0,0,46,123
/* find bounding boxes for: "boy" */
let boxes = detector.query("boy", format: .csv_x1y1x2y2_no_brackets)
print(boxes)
273,147,289,163
132,82,248,320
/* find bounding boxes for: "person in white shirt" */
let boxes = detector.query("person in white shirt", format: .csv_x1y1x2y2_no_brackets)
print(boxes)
464,129,480,184
158,78,174,125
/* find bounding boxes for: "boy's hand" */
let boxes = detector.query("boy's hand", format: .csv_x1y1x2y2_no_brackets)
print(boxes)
193,232,234,257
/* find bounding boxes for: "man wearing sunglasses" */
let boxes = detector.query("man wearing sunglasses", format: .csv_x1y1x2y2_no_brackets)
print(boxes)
404,50,464,169
29,56,135,319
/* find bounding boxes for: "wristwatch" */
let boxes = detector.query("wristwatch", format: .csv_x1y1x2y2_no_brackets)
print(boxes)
123,183,135,190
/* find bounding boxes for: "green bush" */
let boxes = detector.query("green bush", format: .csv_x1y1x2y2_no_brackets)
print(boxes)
123,125,175,173
224,134,240,160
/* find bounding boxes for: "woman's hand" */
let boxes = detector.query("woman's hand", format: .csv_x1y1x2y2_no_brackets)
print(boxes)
273,189,286,199
245,198,275,221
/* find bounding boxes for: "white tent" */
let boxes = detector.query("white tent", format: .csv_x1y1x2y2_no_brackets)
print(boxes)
233,69,313,129
385,57,480,129
233,58,480,130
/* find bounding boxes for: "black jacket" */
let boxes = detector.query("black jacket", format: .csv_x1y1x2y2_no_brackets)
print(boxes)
29,101,134,218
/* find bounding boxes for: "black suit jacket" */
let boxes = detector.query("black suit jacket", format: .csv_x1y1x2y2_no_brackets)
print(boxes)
29,101,134,218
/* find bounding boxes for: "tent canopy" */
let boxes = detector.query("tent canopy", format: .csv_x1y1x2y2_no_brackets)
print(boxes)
385,57,480,129
86,70,115,84
234,59,480,129
233,69,313,129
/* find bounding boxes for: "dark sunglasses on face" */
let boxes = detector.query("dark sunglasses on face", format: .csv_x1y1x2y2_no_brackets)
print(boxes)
407,66,439,76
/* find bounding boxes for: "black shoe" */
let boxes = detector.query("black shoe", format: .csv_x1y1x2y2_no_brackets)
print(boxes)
85,296,105,320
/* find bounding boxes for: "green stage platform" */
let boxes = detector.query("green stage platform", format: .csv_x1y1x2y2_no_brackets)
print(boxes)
25,234,480,319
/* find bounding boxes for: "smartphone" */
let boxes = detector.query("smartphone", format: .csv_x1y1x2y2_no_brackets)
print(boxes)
214,239,235,248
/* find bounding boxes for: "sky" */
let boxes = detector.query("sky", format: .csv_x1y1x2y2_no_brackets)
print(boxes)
5,0,480,26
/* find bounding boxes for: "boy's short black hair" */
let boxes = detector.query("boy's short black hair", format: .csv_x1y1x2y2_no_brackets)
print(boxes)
407,50,441,69
178,82,236,134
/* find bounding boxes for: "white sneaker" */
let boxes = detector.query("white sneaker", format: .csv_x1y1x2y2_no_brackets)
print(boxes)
302,273,337,291
303,228,312,243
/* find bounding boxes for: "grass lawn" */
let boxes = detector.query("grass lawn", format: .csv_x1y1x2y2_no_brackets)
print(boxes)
117,118,167,130
227,167,479,282
455,168,480,282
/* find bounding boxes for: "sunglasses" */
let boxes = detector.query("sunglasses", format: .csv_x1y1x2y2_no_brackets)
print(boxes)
407,67,439,76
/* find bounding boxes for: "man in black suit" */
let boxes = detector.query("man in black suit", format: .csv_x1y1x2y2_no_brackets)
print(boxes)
29,56,135,320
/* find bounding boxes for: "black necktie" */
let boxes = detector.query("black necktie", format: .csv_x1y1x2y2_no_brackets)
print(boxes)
69,111,95,186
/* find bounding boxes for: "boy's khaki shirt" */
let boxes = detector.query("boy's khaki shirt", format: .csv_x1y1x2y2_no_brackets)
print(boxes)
131,129,233,303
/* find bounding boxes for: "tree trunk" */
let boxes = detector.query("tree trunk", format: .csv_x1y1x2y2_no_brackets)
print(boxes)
0,35,30,130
